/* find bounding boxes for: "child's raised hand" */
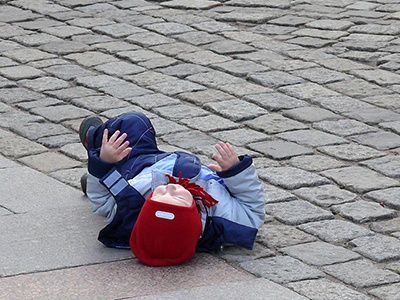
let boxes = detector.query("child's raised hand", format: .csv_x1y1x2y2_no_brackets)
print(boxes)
207,142,240,172
99,129,132,163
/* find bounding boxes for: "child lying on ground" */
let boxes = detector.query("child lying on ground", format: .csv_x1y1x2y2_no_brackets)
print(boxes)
80,112,265,266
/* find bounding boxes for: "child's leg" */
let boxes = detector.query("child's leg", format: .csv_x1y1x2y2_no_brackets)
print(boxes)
87,112,158,156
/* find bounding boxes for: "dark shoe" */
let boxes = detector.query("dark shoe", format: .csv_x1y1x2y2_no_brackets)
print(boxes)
81,173,88,196
79,116,103,150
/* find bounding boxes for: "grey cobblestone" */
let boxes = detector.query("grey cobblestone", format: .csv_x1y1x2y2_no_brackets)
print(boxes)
210,128,268,147
262,184,297,204
204,99,267,121
281,241,360,266
311,95,375,114
282,107,341,123
276,129,347,147
244,93,309,111
322,259,400,288
365,187,400,210
361,156,400,179
313,119,378,137
317,143,386,162
288,155,348,172
244,114,308,134
240,256,325,284
351,131,400,150
215,243,274,263
332,200,398,224
369,283,400,300
265,200,333,225
370,218,400,234
349,234,400,262
20,77,70,92
278,82,340,100
298,219,373,243
248,140,313,160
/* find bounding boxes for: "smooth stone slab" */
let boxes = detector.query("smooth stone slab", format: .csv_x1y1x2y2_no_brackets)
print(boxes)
369,283,400,300
132,278,307,300
265,200,334,225
256,223,317,248
313,119,378,136
370,218,400,234
332,200,397,223
258,167,330,189
351,131,400,150
240,256,325,284
281,242,360,266
293,185,358,208
343,108,400,125
361,155,400,178
0,254,253,300
365,187,400,210
282,107,341,123
287,279,372,300
317,143,386,162
321,166,400,193
349,234,400,262
322,260,400,288
248,140,313,160
298,219,373,243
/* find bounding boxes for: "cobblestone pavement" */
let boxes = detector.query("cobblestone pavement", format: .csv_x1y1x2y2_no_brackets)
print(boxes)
1,0,400,299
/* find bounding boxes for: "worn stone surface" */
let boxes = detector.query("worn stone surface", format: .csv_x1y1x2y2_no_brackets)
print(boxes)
317,143,386,162
276,129,347,147
349,234,400,262
244,113,308,134
265,200,334,225
248,140,313,160
369,283,400,300
281,241,360,266
322,260,400,288
288,155,348,172
365,187,400,210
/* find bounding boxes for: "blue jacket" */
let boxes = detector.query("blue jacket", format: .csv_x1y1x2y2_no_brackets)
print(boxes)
86,112,265,252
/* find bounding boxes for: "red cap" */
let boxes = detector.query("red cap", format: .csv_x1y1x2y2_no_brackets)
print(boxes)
130,193,202,266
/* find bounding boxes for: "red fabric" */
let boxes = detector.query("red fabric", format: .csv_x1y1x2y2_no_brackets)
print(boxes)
130,194,202,266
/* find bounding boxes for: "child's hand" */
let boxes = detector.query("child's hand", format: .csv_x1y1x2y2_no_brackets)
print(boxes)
99,129,132,163
207,142,240,172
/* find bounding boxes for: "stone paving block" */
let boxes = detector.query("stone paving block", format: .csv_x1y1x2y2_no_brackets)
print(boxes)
66,16,115,28
100,83,152,99
177,50,231,66
153,104,209,121
126,31,175,47
387,261,400,273
178,89,234,105
293,184,358,208
215,243,274,263
278,82,340,100
175,31,223,46
380,120,400,134
262,184,297,204
0,65,45,80
128,93,181,109
253,157,281,168
43,64,95,80
0,110,45,128
349,234,400,262
317,143,386,162
204,40,255,55
292,67,352,84
312,95,375,113
352,69,400,86
160,0,221,9
363,94,400,110
41,25,91,38
145,117,187,137
0,135,48,158
0,88,42,105
9,122,71,141
3,48,56,63
240,256,325,284
265,200,334,225
95,41,141,53
0,77,17,88
216,8,284,23
65,51,118,67
37,134,80,148
92,23,144,38
249,71,304,88
282,107,341,123
126,71,177,86
0,24,34,39
210,128,269,146
287,279,372,300
18,152,82,173
71,95,129,113
370,218,400,234
75,74,126,89
351,131,400,150
327,78,391,98
156,63,209,78
20,76,70,91
361,156,400,179
50,167,87,189
288,155,348,172
248,141,314,160
276,129,347,147
369,283,400,300
46,86,99,101
160,130,220,156
188,70,243,88
12,32,63,47
100,105,151,120
204,99,267,121
332,200,398,224
313,119,378,136
256,223,317,249
322,259,400,288
219,83,273,98
244,113,308,134
144,22,195,36
59,143,87,162
213,59,268,77
244,92,309,111
298,219,373,243
39,40,91,55
138,56,178,69
180,115,240,133
281,241,360,266
31,105,91,123
149,78,206,96
365,187,400,210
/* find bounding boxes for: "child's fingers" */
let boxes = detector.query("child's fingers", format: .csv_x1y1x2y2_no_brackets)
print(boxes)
108,130,120,144
102,129,109,145
114,132,128,148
